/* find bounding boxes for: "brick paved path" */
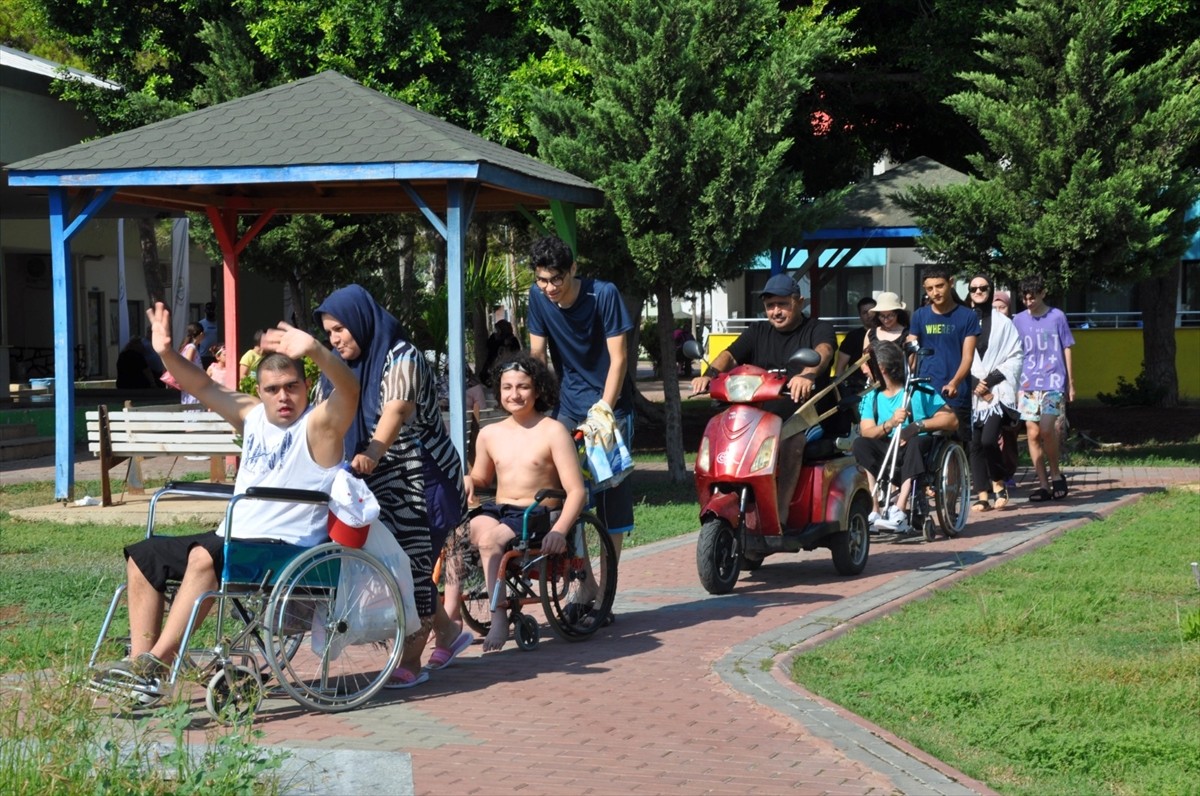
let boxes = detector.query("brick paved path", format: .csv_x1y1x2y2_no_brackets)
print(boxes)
214,464,1193,795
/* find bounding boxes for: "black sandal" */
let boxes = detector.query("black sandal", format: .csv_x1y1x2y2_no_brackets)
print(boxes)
1028,488,1053,503
971,499,992,512
1052,477,1068,500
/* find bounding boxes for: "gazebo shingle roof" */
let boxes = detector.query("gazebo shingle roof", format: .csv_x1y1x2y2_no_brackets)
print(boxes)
8,70,601,213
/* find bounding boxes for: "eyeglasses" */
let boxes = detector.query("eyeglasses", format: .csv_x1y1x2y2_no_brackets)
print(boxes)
534,273,567,288
877,312,897,320
968,284,990,293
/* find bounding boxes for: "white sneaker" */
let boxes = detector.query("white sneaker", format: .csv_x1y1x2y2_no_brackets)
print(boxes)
867,511,881,532
874,506,907,531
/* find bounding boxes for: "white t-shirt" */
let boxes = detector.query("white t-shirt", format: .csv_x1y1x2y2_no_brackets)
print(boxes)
218,404,340,546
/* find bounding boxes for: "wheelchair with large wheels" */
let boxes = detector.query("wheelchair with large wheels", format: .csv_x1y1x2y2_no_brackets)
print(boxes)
88,482,407,722
456,488,617,650
907,433,971,541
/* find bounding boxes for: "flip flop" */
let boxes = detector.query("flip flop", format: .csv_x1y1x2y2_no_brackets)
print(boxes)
384,667,429,690
425,630,474,670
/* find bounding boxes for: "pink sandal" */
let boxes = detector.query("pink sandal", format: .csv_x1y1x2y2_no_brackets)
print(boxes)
425,630,474,670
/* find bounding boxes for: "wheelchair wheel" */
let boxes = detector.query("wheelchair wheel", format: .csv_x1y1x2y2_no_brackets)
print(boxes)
934,440,970,537
458,547,492,637
265,544,405,713
205,665,262,724
541,512,618,642
516,614,540,651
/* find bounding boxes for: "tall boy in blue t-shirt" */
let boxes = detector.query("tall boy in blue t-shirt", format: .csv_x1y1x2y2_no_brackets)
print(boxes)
911,264,980,443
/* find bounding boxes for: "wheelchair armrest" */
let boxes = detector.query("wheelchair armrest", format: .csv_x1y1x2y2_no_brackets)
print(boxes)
244,486,332,504
534,488,567,504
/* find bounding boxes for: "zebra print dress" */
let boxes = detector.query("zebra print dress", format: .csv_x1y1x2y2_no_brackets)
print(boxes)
332,339,466,618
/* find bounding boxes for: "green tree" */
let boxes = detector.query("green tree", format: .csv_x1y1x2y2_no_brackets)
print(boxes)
900,0,1200,406
527,0,854,481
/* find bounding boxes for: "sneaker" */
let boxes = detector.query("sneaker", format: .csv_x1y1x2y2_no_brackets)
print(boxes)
873,506,907,531
91,652,169,702
892,513,914,535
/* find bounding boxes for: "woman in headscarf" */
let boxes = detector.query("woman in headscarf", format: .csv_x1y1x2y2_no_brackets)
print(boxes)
965,275,1022,511
314,285,471,688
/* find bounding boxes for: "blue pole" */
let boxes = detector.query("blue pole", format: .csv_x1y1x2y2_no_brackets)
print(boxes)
49,189,76,501
444,182,475,466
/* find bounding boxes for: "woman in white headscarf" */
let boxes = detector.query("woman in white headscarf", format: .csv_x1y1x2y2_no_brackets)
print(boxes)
966,275,1022,510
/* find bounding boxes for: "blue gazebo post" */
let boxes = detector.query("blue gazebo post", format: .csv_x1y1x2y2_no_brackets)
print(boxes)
444,181,478,462
48,186,115,501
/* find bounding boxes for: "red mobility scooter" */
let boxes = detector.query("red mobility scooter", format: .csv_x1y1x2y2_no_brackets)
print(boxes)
684,340,873,594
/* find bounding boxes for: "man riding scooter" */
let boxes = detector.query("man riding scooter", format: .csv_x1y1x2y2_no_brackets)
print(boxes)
690,273,837,524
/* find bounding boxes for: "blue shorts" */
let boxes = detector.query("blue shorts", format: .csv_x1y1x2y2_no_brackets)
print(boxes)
470,501,551,545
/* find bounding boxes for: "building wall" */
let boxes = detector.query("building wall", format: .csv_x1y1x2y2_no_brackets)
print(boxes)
2,217,282,384
0,84,98,163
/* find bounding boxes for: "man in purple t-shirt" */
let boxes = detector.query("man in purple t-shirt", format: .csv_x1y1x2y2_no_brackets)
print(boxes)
1012,275,1075,502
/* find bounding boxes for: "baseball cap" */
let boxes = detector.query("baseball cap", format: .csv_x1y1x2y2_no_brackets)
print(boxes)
760,273,802,298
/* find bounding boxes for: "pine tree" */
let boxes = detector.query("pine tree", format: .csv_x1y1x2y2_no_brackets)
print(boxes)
526,0,854,480
900,0,1200,405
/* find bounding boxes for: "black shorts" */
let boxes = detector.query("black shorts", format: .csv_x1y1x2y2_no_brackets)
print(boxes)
124,531,306,592
470,502,552,546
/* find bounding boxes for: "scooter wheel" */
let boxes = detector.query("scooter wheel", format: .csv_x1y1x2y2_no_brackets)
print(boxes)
697,519,741,594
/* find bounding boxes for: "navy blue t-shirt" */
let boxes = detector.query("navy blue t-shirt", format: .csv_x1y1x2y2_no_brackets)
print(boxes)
911,302,980,409
527,277,634,420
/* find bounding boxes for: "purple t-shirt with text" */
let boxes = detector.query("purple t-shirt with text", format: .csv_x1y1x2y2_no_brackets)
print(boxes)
1012,307,1074,392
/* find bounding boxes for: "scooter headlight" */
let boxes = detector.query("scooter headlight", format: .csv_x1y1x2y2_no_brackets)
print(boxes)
725,375,764,402
696,437,710,471
750,436,776,473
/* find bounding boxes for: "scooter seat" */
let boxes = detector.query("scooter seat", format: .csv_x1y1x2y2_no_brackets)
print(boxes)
804,437,841,461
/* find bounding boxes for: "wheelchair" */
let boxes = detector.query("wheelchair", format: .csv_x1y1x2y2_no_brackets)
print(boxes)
907,432,970,541
864,342,972,543
88,482,407,722
455,488,617,651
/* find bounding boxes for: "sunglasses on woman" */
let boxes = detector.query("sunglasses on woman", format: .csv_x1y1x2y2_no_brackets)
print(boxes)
969,283,990,294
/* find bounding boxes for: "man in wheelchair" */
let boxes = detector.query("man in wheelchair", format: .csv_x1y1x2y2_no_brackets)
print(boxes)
852,340,959,534
92,302,360,692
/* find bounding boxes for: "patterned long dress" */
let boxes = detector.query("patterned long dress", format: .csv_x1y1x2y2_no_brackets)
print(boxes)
363,340,466,618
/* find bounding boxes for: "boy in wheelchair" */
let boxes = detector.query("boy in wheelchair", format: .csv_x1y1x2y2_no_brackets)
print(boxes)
91,302,360,694
852,340,959,534
462,353,586,652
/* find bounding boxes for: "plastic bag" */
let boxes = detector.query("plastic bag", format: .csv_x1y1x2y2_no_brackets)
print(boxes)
314,520,420,660
579,402,634,491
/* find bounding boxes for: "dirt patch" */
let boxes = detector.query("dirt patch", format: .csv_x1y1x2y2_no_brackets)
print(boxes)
1067,404,1200,446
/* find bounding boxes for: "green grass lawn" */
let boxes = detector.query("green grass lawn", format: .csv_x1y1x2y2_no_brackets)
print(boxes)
790,488,1200,796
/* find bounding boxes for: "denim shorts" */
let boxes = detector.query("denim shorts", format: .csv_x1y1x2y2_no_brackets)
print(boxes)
1018,390,1065,422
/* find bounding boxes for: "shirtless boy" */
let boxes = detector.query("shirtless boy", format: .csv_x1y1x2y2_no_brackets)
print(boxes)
464,353,587,652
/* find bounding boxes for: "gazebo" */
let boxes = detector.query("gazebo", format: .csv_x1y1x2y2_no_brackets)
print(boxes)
770,156,969,313
7,70,604,500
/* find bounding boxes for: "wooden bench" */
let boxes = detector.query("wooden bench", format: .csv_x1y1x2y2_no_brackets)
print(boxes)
85,404,241,506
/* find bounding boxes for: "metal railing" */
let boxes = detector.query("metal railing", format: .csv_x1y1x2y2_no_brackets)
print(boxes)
712,310,1200,334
